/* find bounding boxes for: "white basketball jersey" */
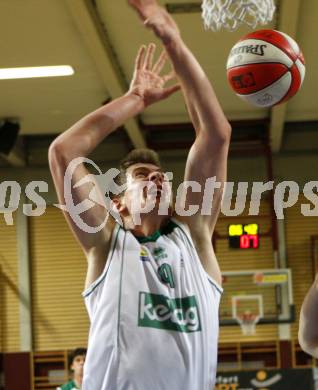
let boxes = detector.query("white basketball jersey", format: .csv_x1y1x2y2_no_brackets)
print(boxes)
82,218,222,390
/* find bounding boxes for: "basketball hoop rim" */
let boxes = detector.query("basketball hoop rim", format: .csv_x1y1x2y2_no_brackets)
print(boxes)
236,313,261,325
236,312,260,335
201,0,276,32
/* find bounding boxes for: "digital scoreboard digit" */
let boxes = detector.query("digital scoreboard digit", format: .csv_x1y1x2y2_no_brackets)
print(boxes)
228,223,259,249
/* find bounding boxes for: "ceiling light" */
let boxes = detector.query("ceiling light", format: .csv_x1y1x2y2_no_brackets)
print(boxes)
0,65,74,80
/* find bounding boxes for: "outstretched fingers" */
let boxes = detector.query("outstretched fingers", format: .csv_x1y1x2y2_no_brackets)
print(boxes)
152,50,167,74
143,43,156,70
135,45,146,70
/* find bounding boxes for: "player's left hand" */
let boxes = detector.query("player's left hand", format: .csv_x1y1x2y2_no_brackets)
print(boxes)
128,43,180,107
128,0,157,20
128,0,180,44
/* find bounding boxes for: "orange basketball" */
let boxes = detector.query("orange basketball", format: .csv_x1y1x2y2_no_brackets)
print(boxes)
226,29,305,107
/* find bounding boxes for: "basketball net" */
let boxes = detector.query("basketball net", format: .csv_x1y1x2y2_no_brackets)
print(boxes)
237,312,259,336
201,0,276,31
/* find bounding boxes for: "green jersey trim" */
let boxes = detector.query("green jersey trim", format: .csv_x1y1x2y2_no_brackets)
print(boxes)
117,228,127,347
59,380,79,390
134,219,178,243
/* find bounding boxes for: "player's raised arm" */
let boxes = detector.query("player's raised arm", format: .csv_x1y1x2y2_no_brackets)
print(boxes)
129,0,231,284
48,44,179,256
128,0,231,236
299,275,318,358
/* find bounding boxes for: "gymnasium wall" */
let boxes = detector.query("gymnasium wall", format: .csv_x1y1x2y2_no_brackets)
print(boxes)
29,207,89,351
0,215,20,352
0,151,316,200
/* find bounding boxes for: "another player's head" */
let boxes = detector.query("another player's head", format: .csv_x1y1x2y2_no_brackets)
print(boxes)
69,347,87,376
113,148,172,222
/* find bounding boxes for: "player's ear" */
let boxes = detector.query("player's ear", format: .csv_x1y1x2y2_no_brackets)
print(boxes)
111,197,127,214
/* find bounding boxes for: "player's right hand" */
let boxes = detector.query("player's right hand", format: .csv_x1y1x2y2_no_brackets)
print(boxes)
128,43,180,107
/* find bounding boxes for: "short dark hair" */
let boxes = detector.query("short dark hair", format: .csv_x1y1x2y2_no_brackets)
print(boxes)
68,347,87,368
114,148,161,192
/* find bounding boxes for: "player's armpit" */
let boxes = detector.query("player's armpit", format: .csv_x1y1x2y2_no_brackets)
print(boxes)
84,219,116,289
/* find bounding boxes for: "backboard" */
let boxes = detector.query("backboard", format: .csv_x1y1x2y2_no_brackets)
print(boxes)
220,268,294,326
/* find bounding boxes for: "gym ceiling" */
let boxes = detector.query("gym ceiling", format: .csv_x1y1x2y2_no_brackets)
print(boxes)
0,0,317,167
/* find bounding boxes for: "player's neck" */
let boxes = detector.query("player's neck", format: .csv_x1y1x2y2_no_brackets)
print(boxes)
129,214,169,238
73,373,83,387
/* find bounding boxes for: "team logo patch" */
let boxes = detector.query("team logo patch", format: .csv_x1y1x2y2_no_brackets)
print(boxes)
138,292,201,333
158,263,175,288
152,246,168,262
140,246,150,262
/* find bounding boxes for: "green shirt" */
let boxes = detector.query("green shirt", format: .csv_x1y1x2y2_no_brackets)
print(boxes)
58,380,80,390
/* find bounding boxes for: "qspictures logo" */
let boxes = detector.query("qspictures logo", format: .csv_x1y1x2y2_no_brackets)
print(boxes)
138,292,201,333
2,157,318,232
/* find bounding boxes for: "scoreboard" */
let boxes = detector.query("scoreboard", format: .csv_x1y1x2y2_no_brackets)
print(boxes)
228,223,259,249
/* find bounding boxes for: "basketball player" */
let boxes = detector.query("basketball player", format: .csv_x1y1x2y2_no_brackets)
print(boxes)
48,0,231,388
57,348,87,390
299,275,318,358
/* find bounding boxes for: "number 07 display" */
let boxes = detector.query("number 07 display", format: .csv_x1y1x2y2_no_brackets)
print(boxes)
228,223,259,249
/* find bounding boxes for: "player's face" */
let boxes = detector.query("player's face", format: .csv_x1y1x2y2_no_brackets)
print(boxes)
71,354,85,376
122,163,172,216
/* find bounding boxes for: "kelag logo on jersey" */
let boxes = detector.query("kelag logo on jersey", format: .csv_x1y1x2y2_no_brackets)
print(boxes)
138,292,201,333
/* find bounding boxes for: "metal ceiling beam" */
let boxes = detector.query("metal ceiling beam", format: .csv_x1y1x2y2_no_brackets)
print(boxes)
270,0,301,153
65,0,146,149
